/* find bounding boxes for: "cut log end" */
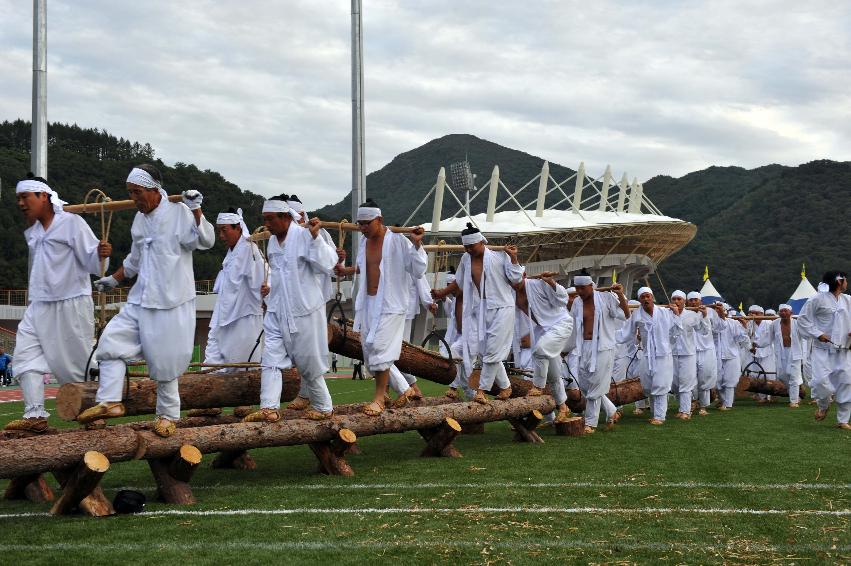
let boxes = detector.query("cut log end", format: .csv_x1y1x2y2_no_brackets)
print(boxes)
179,445,202,466
338,428,357,444
554,416,585,437
83,451,110,474
56,383,84,421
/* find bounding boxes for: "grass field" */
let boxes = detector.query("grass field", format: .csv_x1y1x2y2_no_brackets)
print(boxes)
0,379,849,565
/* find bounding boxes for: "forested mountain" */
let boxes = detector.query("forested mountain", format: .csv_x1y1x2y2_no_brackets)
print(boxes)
2,122,848,308
0,120,266,288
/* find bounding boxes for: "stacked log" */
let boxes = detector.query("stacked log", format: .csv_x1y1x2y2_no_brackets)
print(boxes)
0,396,556,479
55,370,300,421
485,374,587,413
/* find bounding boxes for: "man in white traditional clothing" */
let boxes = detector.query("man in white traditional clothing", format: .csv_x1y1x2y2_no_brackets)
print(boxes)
335,199,426,415
619,287,682,425
4,175,112,433
753,304,804,408
746,305,777,404
288,194,337,302
797,271,851,429
242,196,339,422
431,223,522,404
617,299,649,415
712,303,750,411
517,272,574,423
78,164,214,437
569,273,629,433
669,290,710,420
203,207,265,369
389,271,437,405
687,292,721,415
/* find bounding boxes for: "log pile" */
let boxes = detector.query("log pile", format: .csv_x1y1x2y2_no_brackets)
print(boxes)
56,370,300,421
0,395,556,479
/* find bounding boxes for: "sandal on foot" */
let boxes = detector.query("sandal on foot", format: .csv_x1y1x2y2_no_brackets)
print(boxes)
3,417,49,433
815,409,827,421
444,388,459,400
392,389,415,409
583,426,595,434
698,408,709,416
286,396,310,411
648,418,664,426
526,386,544,397
153,417,177,438
495,387,513,400
554,407,572,423
838,423,851,430
303,407,333,421
243,408,281,423
362,402,385,416
78,402,125,424
472,390,490,405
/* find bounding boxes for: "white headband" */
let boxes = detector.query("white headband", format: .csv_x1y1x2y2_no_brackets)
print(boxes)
445,274,456,284
687,291,702,300
748,305,764,314
628,299,640,306
461,232,486,246
672,290,686,300
287,200,305,213
817,282,829,293
566,286,576,294
262,199,299,220
765,309,777,316
637,286,653,298
778,304,792,311
126,167,168,201
16,179,67,213
573,275,593,286
356,206,382,221
216,208,250,239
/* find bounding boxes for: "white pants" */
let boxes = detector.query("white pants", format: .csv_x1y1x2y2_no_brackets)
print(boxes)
776,346,803,404
810,347,851,424
531,318,572,406
463,304,513,391
204,313,264,367
577,342,616,428
639,355,674,421
400,318,418,385
671,354,697,414
360,296,406,372
695,348,718,406
14,296,94,418
261,307,332,413
95,301,196,420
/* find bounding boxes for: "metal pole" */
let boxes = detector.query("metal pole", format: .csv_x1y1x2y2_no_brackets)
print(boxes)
350,0,365,259
32,0,47,178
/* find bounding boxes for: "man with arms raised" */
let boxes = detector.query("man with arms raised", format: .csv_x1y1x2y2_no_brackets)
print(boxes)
431,223,522,403
79,165,214,437
569,272,629,433
335,199,426,415
687,292,722,415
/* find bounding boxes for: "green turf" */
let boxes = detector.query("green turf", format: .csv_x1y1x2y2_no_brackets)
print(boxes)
0,379,849,565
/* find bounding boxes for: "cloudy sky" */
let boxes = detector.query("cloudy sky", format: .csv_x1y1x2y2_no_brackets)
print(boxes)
1,1,849,208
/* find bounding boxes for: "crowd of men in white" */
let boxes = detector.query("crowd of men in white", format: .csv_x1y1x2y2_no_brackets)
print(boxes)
6,164,851,438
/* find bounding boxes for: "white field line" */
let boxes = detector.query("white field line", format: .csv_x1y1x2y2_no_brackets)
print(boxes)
0,541,849,554
109,481,851,492
2,506,850,521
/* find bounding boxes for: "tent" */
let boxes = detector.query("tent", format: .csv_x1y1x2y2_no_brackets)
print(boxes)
699,278,723,305
787,277,817,315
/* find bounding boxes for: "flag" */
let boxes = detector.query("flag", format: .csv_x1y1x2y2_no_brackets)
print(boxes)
801,263,806,280
703,265,709,282
738,301,743,313
612,269,617,284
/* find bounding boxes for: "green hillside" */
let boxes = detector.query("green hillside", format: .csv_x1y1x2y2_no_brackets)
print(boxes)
0,120,266,288
2,121,848,308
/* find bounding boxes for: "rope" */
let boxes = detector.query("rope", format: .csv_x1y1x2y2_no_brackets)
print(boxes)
81,188,113,383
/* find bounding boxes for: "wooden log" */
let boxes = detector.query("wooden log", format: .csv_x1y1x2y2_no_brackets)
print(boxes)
149,445,202,505
554,416,585,437
63,194,183,214
419,417,463,458
211,450,257,470
327,323,456,384
310,429,356,476
4,474,55,503
606,377,646,406
0,396,556,479
484,374,586,413
50,451,112,516
509,410,545,444
739,376,807,398
56,369,300,421
284,395,458,418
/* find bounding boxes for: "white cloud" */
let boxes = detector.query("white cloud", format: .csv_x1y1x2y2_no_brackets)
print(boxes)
0,0,849,208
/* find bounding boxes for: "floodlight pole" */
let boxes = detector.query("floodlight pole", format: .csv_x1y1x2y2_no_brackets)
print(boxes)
350,0,365,260
32,0,47,178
